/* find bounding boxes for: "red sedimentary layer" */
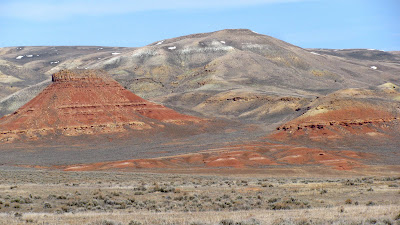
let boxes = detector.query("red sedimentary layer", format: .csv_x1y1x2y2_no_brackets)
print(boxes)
60,142,369,172
0,70,201,142
271,107,399,141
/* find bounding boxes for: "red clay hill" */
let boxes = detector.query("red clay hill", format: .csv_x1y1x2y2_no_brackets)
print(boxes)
269,88,400,149
0,69,201,142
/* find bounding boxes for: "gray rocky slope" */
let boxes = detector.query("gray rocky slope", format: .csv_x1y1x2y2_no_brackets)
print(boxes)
1,29,399,130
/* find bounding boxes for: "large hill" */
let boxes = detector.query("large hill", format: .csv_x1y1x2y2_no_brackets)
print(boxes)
0,29,399,171
1,29,399,127
0,69,202,142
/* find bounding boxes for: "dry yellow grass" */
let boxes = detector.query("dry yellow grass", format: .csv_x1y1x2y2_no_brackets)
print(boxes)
0,205,399,224
0,170,398,224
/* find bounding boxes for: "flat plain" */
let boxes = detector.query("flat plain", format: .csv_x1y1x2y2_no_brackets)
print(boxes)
0,170,399,225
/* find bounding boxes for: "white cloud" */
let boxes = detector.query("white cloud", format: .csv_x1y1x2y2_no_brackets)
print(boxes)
0,0,309,21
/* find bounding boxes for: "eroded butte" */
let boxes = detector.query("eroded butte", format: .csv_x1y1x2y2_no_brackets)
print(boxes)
0,69,202,142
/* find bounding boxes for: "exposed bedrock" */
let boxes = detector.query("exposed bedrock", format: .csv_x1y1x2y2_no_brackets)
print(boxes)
0,69,202,142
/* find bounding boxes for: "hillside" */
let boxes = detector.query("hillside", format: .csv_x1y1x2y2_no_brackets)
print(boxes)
1,29,399,128
0,29,399,171
0,69,202,142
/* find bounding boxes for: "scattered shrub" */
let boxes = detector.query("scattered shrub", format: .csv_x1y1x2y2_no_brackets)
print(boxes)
57,195,67,199
344,180,354,186
219,219,235,225
366,201,376,206
43,202,52,208
268,198,279,203
218,218,261,225
271,202,290,210
128,221,142,225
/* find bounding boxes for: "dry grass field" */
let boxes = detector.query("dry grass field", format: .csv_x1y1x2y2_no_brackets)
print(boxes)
0,170,398,224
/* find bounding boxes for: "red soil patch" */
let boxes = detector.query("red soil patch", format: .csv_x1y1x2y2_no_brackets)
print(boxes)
273,147,363,170
271,107,399,142
59,142,369,172
296,107,394,124
0,70,202,142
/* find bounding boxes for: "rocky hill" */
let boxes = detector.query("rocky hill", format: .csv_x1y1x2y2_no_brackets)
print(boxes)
1,29,399,129
0,29,399,169
0,69,201,142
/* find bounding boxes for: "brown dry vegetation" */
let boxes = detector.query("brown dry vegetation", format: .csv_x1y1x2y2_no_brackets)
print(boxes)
0,170,398,224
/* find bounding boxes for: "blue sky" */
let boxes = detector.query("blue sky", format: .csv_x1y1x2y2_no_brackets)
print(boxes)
1,0,399,50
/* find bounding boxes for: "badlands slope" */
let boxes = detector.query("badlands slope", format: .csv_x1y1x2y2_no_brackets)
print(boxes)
0,69,201,142
1,29,399,125
0,29,399,173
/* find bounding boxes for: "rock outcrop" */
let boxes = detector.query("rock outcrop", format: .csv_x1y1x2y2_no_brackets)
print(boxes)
0,69,201,142
270,93,400,145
